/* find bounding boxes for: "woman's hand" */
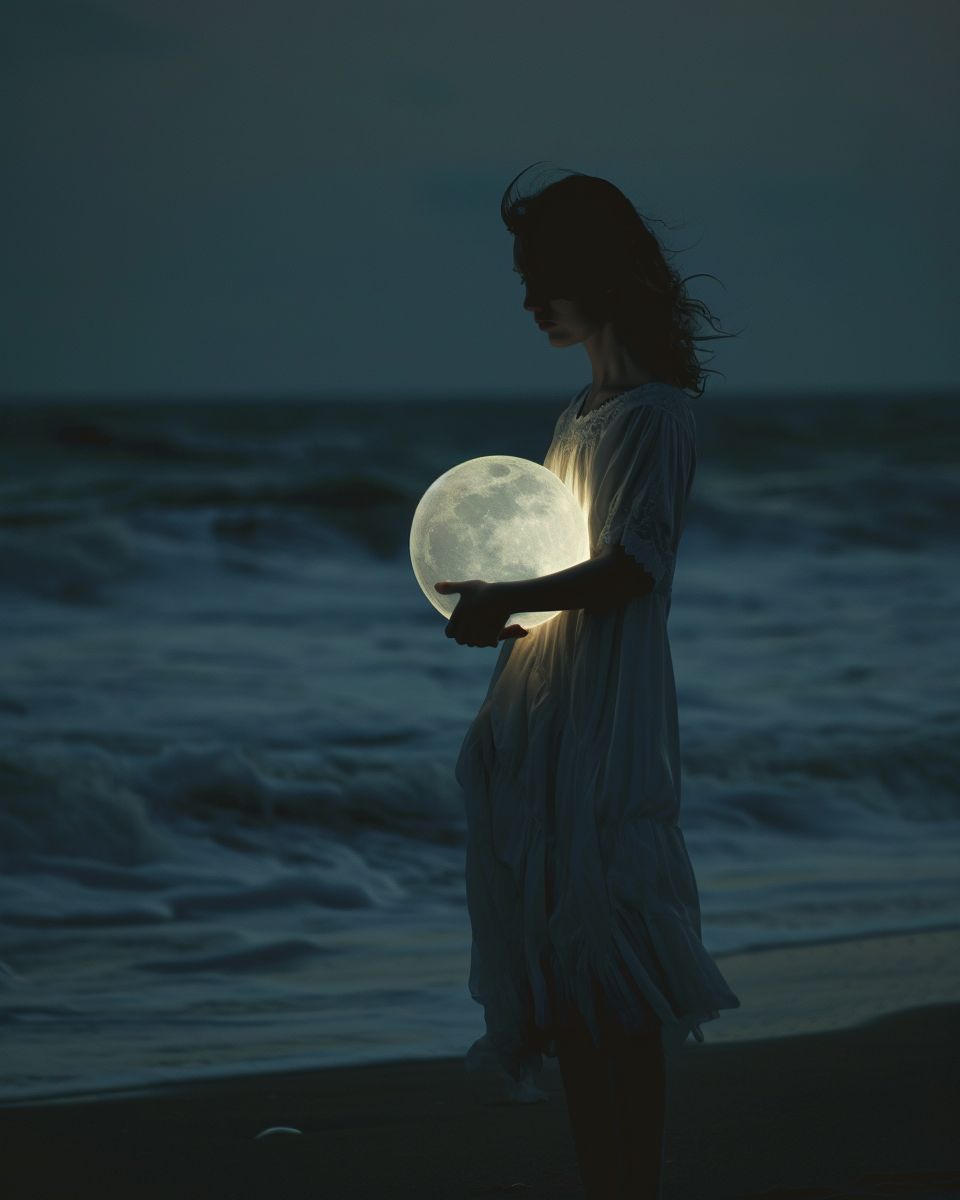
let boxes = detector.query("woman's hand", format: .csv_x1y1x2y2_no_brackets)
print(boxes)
435,580,528,647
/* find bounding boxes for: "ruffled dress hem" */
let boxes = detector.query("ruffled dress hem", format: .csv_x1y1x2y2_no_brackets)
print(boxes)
462,897,741,1104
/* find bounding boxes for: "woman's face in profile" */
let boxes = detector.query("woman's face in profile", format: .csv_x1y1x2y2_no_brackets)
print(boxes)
513,237,603,347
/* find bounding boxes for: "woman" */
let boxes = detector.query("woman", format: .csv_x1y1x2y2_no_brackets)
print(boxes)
436,164,742,1200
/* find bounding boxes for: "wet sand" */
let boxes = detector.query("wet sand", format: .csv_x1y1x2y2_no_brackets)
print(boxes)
2,929,959,1199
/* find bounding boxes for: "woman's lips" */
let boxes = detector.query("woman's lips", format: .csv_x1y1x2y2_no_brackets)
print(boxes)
537,319,557,328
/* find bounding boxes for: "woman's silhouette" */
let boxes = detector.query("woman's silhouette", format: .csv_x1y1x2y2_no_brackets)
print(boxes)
438,163,742,1199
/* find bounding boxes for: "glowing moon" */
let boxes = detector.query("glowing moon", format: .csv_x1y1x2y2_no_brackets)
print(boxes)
410,455,590,630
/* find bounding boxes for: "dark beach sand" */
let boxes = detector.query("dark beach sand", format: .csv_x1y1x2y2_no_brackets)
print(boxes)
2,931,959,1200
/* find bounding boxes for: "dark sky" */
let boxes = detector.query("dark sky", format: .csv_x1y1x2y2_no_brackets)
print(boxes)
2,0,957,398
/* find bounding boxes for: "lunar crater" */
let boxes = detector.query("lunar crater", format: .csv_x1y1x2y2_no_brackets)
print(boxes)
410,455,591,629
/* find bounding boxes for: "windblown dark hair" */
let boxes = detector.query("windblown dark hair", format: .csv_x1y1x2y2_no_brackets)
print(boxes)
501,162,741,399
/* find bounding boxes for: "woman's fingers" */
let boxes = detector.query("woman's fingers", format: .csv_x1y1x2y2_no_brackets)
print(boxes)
435,579,524,644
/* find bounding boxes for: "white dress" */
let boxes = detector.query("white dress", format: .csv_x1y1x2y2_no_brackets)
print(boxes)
455,380,741,1102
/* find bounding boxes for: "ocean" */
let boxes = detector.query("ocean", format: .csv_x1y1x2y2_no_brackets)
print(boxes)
1,388,958,1102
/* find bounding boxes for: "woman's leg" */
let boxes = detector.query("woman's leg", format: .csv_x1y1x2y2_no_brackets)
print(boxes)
607,1024,667,1200
555,979,668,1200
556,1017,621,1200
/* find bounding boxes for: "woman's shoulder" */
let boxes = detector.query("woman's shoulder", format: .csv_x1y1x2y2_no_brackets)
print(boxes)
613,382,696,441
549,381,696,455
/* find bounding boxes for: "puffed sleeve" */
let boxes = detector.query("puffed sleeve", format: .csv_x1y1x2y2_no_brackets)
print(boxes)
593,404,695,590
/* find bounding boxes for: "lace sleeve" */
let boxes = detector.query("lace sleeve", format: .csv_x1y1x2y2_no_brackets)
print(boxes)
595,405,694,590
